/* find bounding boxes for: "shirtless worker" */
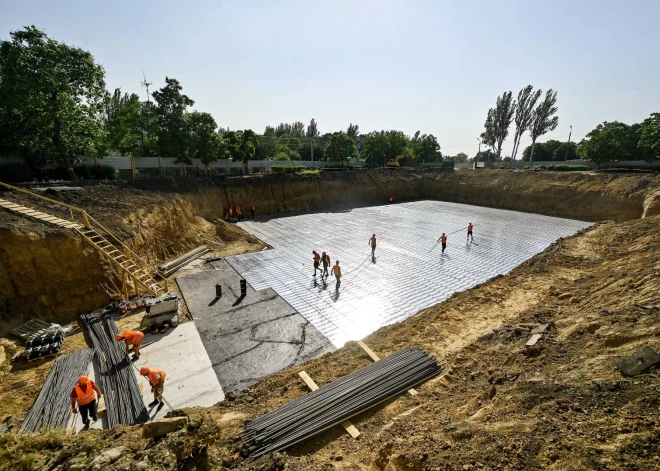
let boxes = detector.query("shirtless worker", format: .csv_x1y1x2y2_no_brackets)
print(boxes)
70,376,103,430
333,260,342,291
140,366,166,408
312,250,321,276
439,233,447,254
467,222,474,243
321,251,330,278
369,234,377,256
115,330,145,359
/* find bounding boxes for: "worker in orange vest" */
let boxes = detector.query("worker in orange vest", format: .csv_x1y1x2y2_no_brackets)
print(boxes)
321,252,330,278
236,205,242,220
439,233,447,254
312,250,321,276
115,330,145,359
332,261,342,291
369,234,377,256
467,223,474,243
140,366,166,408
229,207,234,218
250,205,255,219
70,376,103,430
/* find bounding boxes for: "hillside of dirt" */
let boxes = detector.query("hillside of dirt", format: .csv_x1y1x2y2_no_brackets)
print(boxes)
1,208,658,470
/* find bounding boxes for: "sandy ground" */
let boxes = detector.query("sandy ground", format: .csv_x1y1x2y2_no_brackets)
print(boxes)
1,213,658,470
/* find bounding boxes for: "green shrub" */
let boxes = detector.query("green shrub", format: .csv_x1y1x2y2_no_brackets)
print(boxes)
551,164,590,172
271,165,305,174
523,165,531,169
299,169,320,175
0,163,35,183
90,164,117,180
547,165,555,171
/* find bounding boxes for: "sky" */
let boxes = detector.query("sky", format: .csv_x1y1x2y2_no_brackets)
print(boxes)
1,0,659,157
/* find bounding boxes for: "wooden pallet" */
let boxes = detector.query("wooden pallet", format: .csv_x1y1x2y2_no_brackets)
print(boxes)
10,319,53,342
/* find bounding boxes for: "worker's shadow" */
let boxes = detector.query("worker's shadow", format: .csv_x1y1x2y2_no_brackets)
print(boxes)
330,291,341,302
371,254,377,264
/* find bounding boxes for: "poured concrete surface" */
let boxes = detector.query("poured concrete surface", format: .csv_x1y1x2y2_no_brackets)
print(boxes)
176,260,335,393
132,322,225,421
228,200,592,347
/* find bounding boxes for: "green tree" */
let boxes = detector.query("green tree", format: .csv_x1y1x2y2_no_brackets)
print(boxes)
152,77,194,161
325,132,358,166
306,118,319,138
481,91,515,160
185,111,223,165
473,149,497,162
347,123,360,141
362,132,390,166
638,113,660,161
446,152,468,163
511,85,542,161
529,89,559,162
105,91,159,157
413,134,442,162
577,121,639,164
0,26,107,179
263,126,275,137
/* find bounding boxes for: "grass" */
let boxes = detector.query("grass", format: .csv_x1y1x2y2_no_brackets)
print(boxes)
299,169,320,175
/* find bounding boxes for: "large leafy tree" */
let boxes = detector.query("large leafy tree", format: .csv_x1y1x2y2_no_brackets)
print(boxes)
413,133,442,162
511,85,542,161
521,139,577,161
0,26,107,179
362,132,391,166
185,111,224,165
480,91,515,160
347,123,360,141
152,77,194,161
105,90,158,157
638,113,660,161
529,89,559,162
325,132,358,166
577,121,639,164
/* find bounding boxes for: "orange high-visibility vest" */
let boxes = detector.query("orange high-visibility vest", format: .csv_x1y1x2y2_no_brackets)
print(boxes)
147,369,166,387
313,253,320,262
370,237,376,246
322,255,330,264
333,265,341,276
441,235,447,244
74,383,96,406
124,331,144,345
468,224,473,232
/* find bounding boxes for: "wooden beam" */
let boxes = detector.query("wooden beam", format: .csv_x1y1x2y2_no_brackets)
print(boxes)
357,341,418,396
298,371,360,439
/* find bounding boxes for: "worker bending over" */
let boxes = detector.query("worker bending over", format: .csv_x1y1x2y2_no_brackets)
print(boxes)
467,223,474,243
116,330,144,359
321,252,330,278
141,366,166,408
71,376,103,430
312,250,320,276
333,261,342,291
369,234,377,256
439,233,447,254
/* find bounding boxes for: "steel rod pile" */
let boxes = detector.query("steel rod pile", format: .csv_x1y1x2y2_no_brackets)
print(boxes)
20,348,95,433
243,347,443,457
79,311,149,427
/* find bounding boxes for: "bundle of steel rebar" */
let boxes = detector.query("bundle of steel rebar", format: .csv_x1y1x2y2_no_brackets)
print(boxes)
79,311,149,427
19,348,95,433
243,347,443,457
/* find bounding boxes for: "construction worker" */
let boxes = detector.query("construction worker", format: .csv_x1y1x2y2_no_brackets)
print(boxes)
115,330,145,359
332,261,342,291
467,223,474,242
236,205,242,221
229,207,233,218
369,234,377,256
312,250,320,276
439,233,447,254
140,366,166,408
70,376,103,430
321,252,330,278
250,205,255,219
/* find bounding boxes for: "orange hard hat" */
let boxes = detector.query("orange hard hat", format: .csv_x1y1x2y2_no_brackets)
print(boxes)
78,376,90,385
140,366,150,375
115,334,123,341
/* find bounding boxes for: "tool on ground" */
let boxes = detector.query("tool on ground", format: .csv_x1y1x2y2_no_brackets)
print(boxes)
243,347,443,458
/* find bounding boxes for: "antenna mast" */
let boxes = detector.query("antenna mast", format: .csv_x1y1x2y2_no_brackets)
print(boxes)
141,70,152,104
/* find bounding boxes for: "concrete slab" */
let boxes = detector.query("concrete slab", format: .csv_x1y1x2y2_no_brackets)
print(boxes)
228,200,592,347
132,322,224,421
176,260,335,393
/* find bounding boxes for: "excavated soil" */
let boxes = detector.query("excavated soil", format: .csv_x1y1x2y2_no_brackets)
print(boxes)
0,171,659,470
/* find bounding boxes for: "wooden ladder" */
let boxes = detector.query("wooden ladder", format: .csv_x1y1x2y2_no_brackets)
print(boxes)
0,183,168,299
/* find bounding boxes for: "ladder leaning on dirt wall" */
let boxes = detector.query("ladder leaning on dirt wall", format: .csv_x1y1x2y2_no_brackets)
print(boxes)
0,182,168,300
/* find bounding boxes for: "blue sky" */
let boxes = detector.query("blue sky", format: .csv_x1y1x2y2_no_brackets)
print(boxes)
1,0,658,156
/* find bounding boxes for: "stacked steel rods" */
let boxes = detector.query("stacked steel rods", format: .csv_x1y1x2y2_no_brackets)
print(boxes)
79,311,149,427
20,348,95,433
243,347,443,457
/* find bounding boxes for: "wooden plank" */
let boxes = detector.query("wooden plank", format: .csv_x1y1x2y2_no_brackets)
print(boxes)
357,341,418,396
298,371,360,439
